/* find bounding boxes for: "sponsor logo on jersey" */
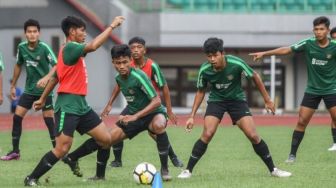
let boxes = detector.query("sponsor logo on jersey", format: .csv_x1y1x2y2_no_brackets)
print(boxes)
26,60,38,67
215,83,231,89
227,75,234,80
311,58,328,66
36,56,40,60
128,89,135,95
326,54,332,59
125,96,135,102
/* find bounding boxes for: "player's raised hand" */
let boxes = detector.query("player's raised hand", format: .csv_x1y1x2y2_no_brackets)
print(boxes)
33,99,45,111
167,110,178,125
36,77,49,88
185,117,194,132
110,16,125,29
249,52,265,62
265,100,275,115
101,104,112,118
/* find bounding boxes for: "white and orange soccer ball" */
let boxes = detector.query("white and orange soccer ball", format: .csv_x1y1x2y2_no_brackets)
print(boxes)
133,162,157,185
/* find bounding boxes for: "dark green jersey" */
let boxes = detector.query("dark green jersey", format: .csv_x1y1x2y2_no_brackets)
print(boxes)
16,41,57,96
54,42,91,115
116,68,166,115
291,37,336,95
0,52,4,71
197,55,254,102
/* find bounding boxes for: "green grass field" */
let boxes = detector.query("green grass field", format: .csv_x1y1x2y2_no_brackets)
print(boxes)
0,126,335,188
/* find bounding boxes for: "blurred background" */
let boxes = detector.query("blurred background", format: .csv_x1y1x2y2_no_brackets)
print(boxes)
0,0,335,114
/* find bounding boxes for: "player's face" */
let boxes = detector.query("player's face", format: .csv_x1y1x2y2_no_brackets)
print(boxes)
25,26,40,44
206,51,224,70
113,56,131,76
313,24,329,41
71,27,86,43
331,33,336,40
129,43,146,60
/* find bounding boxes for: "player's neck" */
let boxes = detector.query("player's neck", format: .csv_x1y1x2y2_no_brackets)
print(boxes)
317,37,329,48
134,57,146,68
214,59,226,72
27,41,38,50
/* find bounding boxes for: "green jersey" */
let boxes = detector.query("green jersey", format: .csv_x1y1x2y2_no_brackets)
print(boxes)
291,37,336,95
116,68,166,115
16,41,57,96
197,55,254,102
54,42,91,115
0,52,4,71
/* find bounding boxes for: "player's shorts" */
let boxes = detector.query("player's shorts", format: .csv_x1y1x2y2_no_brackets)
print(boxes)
116,107,166,139
54,109,102,137
205,100,252,125
18,93,53,111
301,92,336,109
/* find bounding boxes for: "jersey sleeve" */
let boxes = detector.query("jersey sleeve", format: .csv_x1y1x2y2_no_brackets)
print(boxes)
16,47,24,65
136,71,157,100
239,61,254,79
43,43,57,66
0,52,4,71
196,64,208,90
63,42,85,65
290,38,308,53
151,62,166,88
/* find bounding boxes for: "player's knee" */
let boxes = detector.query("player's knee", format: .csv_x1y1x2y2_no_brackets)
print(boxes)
248,133,260,144
297,116,309,128
151,122,166,134
54,144,71,158
97,134,112,148
202,130,215,142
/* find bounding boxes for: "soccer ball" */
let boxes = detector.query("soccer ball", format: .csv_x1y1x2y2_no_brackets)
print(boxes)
133,162,157,185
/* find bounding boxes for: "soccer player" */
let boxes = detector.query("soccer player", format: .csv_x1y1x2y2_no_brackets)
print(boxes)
107,36,183,168
1,19,57,161
177,37,291,179
63,44,173,181
0,52,3,105
23,15,124,186
249,16,336,162
328,27,336,151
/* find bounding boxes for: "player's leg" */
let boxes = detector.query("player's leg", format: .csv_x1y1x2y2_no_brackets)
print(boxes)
323,94,336,151
110,141,123,167
1,94,31,161
328,122,336,151
286,93,319,163
237,116,291,177
148,113,172,181
24,110,77,186
148,132,183,167
41,96,56,147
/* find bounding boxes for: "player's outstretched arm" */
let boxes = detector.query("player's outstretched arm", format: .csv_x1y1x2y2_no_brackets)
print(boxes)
10,64,22,100
33,76,58,111
252,71,275,114
101,85,120,118
162,84,177,125
84,16,125,54
36,66,57,88
186,89,206,132
249,47,292,62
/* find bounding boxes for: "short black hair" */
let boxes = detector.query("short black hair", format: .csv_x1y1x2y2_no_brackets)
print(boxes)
24,19,40,32
111,44,131,59
61,16,86,37
330,27,336,37
128,36,146,46
313,16,330,28
203,37,224,54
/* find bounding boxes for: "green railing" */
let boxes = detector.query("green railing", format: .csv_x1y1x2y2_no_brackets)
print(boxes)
121,0,336,13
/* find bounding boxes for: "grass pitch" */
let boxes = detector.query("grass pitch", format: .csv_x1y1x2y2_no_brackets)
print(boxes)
0,126,335,188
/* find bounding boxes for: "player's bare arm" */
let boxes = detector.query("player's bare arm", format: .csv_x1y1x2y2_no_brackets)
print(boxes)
121,96,161,124
101,84,121,118
249,47,292,62
84,16,125,53
10,64,22,100
252,71,275,114
162,84,177,125
36,65,57,88
186,89,206,132
33,76,58,111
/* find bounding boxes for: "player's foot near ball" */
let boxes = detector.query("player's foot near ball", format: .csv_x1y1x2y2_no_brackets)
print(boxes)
62,155,83,177
110,160,122,167
0,150,20,161
271,168,292,177
328,143,336,151
285,154,296,164
161,168,172,181
177,169,192,179
24,176,39,187
86,175,105,181
171,157,184,168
